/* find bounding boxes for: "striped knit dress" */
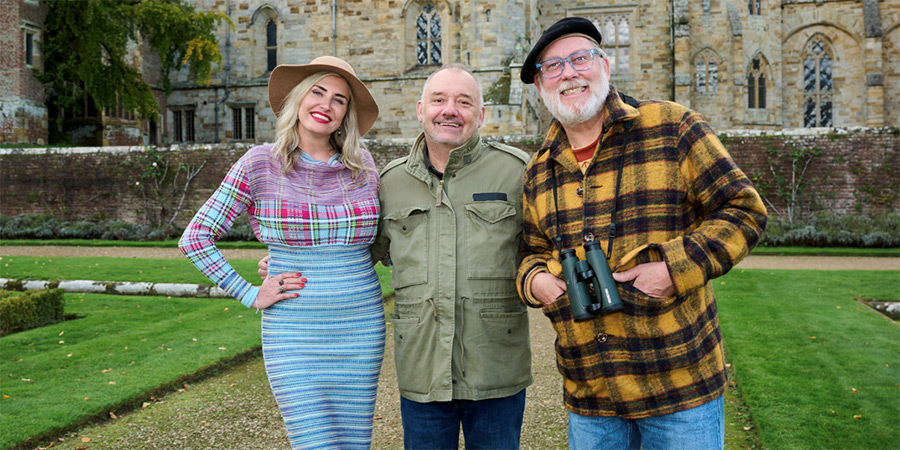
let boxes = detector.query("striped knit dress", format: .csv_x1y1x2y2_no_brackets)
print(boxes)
179,145,385,449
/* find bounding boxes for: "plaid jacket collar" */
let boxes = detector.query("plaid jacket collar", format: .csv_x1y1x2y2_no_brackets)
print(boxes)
538,85,640,173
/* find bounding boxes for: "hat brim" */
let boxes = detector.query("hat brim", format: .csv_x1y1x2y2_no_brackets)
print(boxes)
268,58,379,136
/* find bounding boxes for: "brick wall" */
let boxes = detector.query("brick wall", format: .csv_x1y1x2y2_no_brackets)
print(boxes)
0,0,48,145
1,129,897,228
722,129,900,218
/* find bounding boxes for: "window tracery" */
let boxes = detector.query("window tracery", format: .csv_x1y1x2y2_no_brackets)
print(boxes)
747,54,768,110
802,36,834,127
695,49,719,94
416,4,442,66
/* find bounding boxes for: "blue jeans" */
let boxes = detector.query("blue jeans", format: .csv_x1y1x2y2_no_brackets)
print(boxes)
400,390,526,449
568,395,724,450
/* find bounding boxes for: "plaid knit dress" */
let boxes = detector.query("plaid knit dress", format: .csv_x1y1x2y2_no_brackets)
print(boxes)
179,145,385,449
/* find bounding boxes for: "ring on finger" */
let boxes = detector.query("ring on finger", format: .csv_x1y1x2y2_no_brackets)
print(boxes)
278,280,284,286
279,286,284,293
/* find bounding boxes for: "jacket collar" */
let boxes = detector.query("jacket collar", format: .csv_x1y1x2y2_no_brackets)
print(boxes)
537,85,639,172
407,131,482,182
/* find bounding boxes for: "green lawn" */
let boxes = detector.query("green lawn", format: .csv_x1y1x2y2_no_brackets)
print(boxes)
0,256,394,448
0,256,261,285
1,252,897,448
716,269,900,449
1,239,265,249
0,293,262,449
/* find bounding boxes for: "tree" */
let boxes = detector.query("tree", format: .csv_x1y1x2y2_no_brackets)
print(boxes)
39,0,231,122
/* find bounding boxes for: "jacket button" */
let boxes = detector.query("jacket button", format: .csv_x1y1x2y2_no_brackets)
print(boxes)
576,187,584,197
596,333,608,343
584,232,594,242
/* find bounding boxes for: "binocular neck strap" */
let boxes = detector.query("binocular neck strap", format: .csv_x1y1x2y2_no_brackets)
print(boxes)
551,120,633,259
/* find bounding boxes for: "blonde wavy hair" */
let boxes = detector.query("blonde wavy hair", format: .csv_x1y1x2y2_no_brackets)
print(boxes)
272,71,367,177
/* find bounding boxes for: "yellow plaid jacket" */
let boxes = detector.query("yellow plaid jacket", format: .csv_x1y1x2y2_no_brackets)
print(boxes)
516,87,767,418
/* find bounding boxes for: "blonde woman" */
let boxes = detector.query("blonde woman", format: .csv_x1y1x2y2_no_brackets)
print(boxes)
179,56,382,449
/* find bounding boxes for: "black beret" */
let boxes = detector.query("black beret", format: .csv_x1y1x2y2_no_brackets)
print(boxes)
520,17,603,84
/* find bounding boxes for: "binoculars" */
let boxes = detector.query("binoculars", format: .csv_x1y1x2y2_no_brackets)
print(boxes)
560,241,624,321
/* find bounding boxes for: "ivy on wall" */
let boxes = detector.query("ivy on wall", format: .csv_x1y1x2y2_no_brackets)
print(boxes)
129,146,211,230
751,144,825,225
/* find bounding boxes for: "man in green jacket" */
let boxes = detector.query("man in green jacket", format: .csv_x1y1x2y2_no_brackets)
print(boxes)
258,64,531,448
516,17,767,449
368,64,532,449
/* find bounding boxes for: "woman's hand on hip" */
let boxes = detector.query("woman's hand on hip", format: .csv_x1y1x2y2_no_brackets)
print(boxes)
252,271,306,310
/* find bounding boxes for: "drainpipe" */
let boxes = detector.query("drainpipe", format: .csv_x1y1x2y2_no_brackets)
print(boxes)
332,0,337,56
670,0,676,101
215,0,232,143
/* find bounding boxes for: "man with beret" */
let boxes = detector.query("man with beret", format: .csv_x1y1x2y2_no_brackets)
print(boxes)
516,17,767,448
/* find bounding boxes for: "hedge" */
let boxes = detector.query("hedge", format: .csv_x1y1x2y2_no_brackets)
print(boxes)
0,289,66,336
1,211,898,248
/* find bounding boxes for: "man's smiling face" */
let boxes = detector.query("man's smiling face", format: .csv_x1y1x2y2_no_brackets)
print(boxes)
417,68,485,151
535,36,610,127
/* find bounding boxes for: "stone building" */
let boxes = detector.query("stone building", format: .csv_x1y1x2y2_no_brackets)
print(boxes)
2,0,899,146
151,0,900,144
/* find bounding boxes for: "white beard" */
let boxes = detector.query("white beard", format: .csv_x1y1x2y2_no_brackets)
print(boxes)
540,74,609,127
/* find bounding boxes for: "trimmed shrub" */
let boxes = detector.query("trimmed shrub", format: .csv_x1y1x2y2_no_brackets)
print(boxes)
58,220,102,239
3,211,895,248
0,213,258,242
0,289,65,336
761,212,900,247
100,220,147,240
0,213,59,239
221,216,255,241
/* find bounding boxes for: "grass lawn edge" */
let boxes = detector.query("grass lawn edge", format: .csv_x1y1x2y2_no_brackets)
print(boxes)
3,240,899,257
10,346,263,450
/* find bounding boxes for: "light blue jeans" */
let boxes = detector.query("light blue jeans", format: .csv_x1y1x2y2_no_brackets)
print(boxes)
568,395,724,450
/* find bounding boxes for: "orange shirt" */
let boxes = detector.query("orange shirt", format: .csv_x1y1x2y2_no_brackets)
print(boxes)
570,135,601,173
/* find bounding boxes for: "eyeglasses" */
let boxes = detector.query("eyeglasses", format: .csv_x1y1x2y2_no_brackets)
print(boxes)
536,49,601,79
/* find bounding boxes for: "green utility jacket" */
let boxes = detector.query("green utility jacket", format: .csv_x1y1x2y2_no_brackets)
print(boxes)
370,132,533,403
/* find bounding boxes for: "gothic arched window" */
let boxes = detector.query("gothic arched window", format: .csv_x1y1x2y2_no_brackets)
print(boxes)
597,14,630,74
747,55,768,109
802,37,834,127
416,4,441,66
748,0,761,15
266,20,277,72
251,5,281,76
695,49,719,94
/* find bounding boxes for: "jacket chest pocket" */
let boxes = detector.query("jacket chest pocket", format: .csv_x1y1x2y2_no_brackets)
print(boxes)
383,206,430,289
464,201,520,279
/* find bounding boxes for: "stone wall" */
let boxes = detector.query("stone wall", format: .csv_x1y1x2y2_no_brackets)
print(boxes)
1,129,897,228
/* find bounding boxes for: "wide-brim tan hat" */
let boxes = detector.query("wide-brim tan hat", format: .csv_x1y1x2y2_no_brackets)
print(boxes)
268,56,380,135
